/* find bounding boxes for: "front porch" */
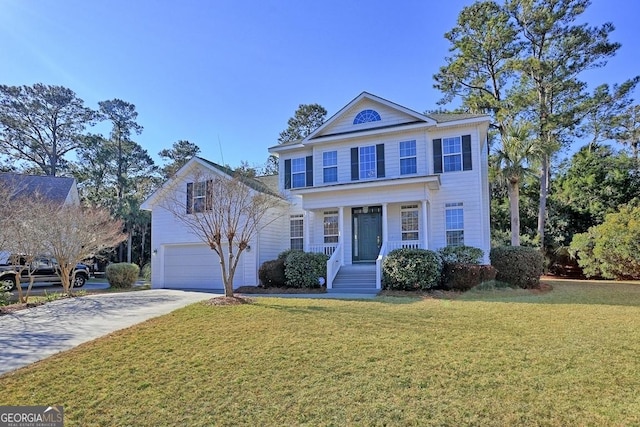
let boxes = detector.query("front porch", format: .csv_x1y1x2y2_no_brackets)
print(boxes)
303,201,430,291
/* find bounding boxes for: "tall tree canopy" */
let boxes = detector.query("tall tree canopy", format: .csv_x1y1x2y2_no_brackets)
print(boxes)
158,140,201,179
0,83,96,176
277,103,327,144
436,0,637,249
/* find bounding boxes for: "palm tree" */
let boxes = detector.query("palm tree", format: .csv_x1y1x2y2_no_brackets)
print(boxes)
492,123,541,246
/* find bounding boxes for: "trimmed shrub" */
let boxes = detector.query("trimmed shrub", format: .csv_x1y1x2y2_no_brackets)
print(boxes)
106,263,140,289
278,249,303,260
437,245,484,264
490,246,544,289
382,248,443,291
441,263,497,291
284,251,328,288
258,258,287,288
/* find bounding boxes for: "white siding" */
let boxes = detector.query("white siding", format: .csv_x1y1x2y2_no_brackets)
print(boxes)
319,101,419,136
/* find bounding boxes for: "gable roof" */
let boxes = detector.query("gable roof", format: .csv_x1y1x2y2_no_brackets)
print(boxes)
0,172,76,204
425,113,488,124
304,91,436,141
141,157,281,210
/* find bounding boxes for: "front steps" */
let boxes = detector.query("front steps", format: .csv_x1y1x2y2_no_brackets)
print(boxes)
329,264,378,293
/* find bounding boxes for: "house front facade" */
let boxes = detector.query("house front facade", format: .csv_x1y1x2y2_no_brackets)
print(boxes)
143,92,491,291
268,92,491,288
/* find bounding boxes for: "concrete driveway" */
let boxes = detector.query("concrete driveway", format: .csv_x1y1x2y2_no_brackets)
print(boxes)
0,289,218,376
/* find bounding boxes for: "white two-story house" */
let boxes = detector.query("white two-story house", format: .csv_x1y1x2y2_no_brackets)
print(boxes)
268,92,491,289
142,92,490,292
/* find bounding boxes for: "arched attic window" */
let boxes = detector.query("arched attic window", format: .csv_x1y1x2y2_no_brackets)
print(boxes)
353,109,381,124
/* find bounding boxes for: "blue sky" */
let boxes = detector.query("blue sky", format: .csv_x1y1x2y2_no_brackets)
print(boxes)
1,0,638,170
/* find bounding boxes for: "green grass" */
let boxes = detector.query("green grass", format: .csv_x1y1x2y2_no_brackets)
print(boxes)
2,280,640,426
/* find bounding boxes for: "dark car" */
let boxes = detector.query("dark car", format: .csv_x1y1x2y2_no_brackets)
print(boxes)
0,255,90,291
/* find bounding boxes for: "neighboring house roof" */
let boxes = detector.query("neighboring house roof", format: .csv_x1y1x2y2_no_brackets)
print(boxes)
141,157,282,210
0,172,78,205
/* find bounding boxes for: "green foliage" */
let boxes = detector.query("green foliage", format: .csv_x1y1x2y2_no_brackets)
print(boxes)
278,249,303,260
140,263,151,281
284,252,328,288
0,291,11,306
570,205,640,280
437,245,484,264
106,263,140,288
258,259,286,288
441,264,498,292
158,140,200,179
382,249,443,291
278,104,327,144
490,246,543,289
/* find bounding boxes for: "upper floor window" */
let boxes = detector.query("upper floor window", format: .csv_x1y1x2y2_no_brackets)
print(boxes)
284,156,313,189
353,109,381,124
351,144,385,180
323,151,337,183
401,204,419,241
291,158,306,188
399,140,417,175
186,181,212,214
445,202,464,247
359,145,377,179
433,135,472,173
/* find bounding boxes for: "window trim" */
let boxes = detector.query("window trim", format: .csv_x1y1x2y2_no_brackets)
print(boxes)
399,140,417,175
323,151,338,183
445,202,464,247
186,180,212,214
401,204,419,241
290,214,304,250
323,210,339,243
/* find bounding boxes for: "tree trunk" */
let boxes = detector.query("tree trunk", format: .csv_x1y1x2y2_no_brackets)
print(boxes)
537,154,549,250
508,180,520,246
127,232,132,263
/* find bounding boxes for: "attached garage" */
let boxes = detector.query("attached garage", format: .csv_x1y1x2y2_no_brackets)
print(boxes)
163,244,244,290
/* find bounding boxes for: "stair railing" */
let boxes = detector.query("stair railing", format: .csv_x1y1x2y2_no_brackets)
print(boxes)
326,242,343,289
375,242,388,290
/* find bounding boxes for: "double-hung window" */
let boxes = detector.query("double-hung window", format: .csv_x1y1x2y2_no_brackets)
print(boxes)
323,211,339,243
291,158,306,188
445,203,464,246
399,140,417,175
359,145,376,179
290,214,304,250
186,180,212,214
443,137,462,172
323,151,337,183
401,205,419,241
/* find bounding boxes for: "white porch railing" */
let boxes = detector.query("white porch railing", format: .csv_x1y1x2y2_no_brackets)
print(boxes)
386,240,422,251
325,242,343,289
309,243,337,257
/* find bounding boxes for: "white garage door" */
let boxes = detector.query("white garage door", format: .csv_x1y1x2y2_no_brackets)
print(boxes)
164,244,242,290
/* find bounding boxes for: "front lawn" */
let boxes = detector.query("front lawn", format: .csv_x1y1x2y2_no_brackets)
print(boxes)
1,280,640,426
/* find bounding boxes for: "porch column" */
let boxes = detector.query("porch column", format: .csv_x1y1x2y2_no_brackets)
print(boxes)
382,203,388,244
303,210,311,252
421,200,428,250
338,206,345,265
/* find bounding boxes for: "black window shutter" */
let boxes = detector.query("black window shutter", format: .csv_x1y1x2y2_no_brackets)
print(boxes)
284,159,291,189
462,135,472,171
186,182,193,214
433,139,442,174
376,143,385,178
351,148,359,180
305,156,313,187
205,180,213,210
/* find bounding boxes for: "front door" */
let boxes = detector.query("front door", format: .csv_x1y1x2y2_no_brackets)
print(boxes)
352,206,382,262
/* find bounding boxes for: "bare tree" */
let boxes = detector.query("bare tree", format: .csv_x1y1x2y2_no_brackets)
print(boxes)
42,204,127,294
161,169,284,297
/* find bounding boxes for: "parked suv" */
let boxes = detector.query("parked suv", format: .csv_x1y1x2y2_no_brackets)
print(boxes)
0,255,91,291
